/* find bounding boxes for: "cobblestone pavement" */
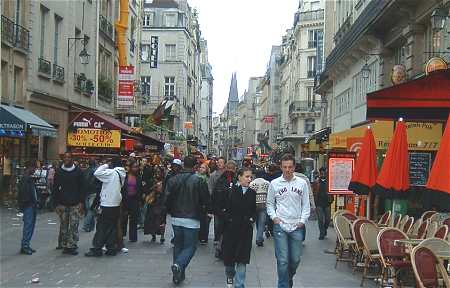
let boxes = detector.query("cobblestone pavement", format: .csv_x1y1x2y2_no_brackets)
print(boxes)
0,207,375,287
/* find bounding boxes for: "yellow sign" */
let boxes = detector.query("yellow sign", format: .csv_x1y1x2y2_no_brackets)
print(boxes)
330,121,393,149
405,122,442,151
425,57,448,75
67,129,121,148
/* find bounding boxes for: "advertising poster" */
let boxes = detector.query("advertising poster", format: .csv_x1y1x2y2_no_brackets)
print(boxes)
328,152,355,195
118,65,135,108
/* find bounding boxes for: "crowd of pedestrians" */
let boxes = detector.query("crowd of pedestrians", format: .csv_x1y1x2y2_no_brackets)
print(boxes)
16,152,332,288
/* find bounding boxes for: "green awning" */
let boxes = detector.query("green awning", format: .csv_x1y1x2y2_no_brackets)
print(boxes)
0,105,57,137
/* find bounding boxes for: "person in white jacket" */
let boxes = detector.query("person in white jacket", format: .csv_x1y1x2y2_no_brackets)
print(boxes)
266,154,310,288
85,157,126,257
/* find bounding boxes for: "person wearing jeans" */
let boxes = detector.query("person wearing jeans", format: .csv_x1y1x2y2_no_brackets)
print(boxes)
267,154,310,288
17,162,38,255
226,263,247,288
165,156,211,285
250,174,269,247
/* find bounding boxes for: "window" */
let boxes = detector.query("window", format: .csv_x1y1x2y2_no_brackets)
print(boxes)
305,119,315,134
311,1,320,10
140,44,150,62
165,44,176,61
54,15,62,65
164,13,177,27
393,46,405,65
335,89,350,116
307,56,316,77
308,29,321,48
352,60,378,107
13,66,23,102
141,76,151,104
164,76,175,98
306,86,315,107
143,13,153,27
40,5,49,58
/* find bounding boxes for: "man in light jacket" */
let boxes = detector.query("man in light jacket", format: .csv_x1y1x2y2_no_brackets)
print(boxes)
267,154,310,288
85,157,126,257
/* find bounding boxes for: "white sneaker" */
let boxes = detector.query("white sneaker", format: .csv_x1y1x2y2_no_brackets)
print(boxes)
121,247,129,253
17,212,23,217
226,277,233,288
102,246,107,252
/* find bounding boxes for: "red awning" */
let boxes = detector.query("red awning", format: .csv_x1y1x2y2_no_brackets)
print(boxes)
367,69,450,121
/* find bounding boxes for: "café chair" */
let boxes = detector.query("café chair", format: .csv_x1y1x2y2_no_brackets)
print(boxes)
342,212,358,222
426,221,439,239
410,246,450,288
334,215,356,269
378,211,391,226
351,219,375,273
377,228,411,288
421,211,437,223
398,215,409,230
416,220,430,239
442,217,450,227
360,223,382,287
433,225,448,240
393,214,402,228
402,217,414,235
409,219,422,237
418,238,450,256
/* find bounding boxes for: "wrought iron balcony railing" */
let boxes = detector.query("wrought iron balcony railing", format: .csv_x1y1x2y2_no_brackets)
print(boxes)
298,9,324,22
15,23,29,51
1,15,15,45
1,15,30,51
99,15,114,40
289,101,322,115
38,58,51,76
53,64,65,82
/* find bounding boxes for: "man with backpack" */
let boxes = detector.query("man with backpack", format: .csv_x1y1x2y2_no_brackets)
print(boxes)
85,157,126,257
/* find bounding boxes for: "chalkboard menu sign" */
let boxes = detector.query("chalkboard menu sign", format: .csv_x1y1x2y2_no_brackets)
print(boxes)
409,152,432,186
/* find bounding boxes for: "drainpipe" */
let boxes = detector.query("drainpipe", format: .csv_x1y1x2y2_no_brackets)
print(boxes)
115,0,129,67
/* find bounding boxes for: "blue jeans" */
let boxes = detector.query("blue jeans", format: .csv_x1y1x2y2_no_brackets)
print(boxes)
21,206,37,248
273,224,304,288
226,263,246,288
83,195,96,232
255,209,267,243
172,225,199,272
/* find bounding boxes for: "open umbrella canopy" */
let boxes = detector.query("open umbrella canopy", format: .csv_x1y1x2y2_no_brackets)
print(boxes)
373,120,410,198
426,114,450,211
348,127,377,195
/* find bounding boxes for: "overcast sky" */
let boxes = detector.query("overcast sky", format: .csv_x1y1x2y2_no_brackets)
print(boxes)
189,0,299,114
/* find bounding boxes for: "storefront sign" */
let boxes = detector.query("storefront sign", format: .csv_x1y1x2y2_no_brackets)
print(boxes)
425,57,448,75
117,65,135,108
184,121,193,129
264,115,274,123
67,129,121,148
328,152,355,195
409,152,431,186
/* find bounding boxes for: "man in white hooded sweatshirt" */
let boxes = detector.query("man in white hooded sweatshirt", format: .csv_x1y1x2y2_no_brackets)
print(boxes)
267,154,310,288
85,157,126,257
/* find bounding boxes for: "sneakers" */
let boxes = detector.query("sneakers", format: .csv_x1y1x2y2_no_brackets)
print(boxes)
20,247,33,255
160,238,165,244
256,241,264,247
105,249,117,256
226,277,234,288
199,239,208,245
62,248,78,255
171,264,182,285
85,249,102,257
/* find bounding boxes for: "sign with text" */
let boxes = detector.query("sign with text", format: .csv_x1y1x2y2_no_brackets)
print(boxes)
117,65,135,108
67,129,121,148
328,152,355,195
409,152,432,186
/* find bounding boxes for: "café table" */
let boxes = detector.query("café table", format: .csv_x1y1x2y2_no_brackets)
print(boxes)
394,239,423,254
436,250,450,260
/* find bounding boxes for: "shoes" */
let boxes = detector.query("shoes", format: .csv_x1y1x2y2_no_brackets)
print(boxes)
256,241,264,247
151,235,156,242
265,231,272,238
62,248,78,255
171,264,182,285
29,247,36,253
85,250,102,257
289,278,294,288
121,247,129,253
199,240,208,245
20,247,33,255
160,238,165,244
226,277,234,288
105,250,117,256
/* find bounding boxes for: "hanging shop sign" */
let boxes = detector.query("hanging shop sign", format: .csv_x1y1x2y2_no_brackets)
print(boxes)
184,121,193,129
67,129,121,148
117,65,135,108
425,57,448,75
328,151,355,195
263,115,274,123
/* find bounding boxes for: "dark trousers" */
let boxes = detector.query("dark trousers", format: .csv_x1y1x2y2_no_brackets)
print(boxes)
92,206,120,252
122,197,139,242
316,206,331,237
199,214,211,242
21,206,36,248
214,215,223,242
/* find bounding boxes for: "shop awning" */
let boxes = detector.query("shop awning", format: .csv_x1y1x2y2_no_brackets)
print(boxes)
367,69,450,121
0,104,57,137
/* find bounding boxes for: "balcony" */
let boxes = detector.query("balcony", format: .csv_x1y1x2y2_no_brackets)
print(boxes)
307,70,316,78
99,15,114,40
38,58,51,77
15,23,29,51
74,73,94,96
289,101,322,116
1,15,29,51
52,64,65,83
1,15,15,45
298,9,324,22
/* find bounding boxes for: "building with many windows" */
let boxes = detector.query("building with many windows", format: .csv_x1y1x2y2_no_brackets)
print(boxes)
139,0,203,140
199,39,213,152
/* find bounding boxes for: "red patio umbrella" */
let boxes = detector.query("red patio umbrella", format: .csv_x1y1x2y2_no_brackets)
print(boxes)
426,114,450,211
348,127,378,195
373,120,410,198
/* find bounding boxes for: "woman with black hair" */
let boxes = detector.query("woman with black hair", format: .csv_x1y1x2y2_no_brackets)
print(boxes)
221,167,256,288
121,160,143,242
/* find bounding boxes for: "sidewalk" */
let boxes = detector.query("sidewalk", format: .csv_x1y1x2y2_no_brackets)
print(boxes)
0,208,374,287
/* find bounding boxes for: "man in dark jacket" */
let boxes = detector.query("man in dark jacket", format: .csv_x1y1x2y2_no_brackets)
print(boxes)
17,161,38,255
315,167,333,240
212,160,237,259
165,155,211,285
82,159,100,232
53,153,84,255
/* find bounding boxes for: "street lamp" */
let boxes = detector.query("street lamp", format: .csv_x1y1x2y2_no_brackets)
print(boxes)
431,8,447,32
361,62,371,79
67,36,90,65
78,47,90,65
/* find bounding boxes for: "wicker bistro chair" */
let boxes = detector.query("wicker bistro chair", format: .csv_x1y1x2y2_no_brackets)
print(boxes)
393,214,403,228
425,221,439,239
409,219,422,237
421,211,437,223
398,215,409,230
360,223,382,287
342,212,358,222
377,228,411,288
419,238,450,256
351,219,376,272
416,220,430,239
442,217,450,227
378,211,391,226
402,217,414,235
334,215,357,269
428,213,441,224
433,225,449,240
411,246,450,288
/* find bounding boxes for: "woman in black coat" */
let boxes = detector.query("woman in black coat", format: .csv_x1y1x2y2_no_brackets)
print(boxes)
143,180,166,243
222,167,256,288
